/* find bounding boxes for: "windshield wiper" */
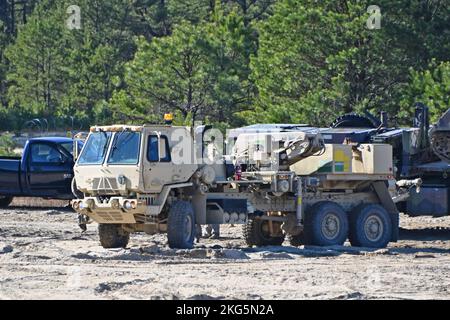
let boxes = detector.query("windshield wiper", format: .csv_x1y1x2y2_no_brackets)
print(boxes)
111,129,129,152
100,131,110,158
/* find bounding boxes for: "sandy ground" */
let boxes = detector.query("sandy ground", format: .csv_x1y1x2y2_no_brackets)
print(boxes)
0,198,450,300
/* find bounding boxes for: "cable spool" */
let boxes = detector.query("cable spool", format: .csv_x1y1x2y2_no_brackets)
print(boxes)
230,212,239,223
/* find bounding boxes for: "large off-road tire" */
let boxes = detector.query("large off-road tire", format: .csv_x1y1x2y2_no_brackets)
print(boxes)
71,178,84,199
243,218,285,247
304,201,349,246
331,114,376,128
0,196,13,208
349,204,392,248
287,232,305,247
98,224,130,248
167,201,196,249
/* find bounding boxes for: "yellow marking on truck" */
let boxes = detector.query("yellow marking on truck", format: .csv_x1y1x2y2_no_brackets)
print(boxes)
334,149,351,172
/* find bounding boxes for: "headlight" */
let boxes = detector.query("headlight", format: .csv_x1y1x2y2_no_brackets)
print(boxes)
123,201,132,210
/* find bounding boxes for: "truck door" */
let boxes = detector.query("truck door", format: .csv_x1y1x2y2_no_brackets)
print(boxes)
142,128,198,193
26,142,73,197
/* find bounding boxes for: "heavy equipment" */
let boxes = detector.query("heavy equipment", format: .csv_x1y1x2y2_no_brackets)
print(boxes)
323,105,449,217
71,120,412,249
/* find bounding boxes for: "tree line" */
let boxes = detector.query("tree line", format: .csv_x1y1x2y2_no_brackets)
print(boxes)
0,0,448,133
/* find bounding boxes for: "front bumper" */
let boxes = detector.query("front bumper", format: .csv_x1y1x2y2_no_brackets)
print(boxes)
72,197,144,224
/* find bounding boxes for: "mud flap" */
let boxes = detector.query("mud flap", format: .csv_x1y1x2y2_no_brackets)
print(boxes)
372,181,400,242
192,193,207,225
390,211,399,242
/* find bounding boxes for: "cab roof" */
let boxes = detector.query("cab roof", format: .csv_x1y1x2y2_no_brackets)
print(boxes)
90,124,186,132
30,137,73,143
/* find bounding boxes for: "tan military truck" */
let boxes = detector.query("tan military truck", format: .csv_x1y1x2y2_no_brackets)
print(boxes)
72,123,414,249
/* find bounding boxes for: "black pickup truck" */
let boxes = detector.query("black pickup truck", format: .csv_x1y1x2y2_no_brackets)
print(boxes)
0,137,83,207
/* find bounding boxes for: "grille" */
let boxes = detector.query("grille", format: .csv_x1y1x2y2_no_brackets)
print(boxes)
93,177,119,193
139,196,156,205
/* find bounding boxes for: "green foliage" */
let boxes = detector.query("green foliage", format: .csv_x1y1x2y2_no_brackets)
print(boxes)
112,23,211,123
0,134,17,157
5,1,68,117
0,0,448,131
248,0,426,126
0,20,9,108
400,61,450,123
113,5,255,126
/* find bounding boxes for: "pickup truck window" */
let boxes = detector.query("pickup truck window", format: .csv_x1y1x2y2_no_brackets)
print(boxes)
78,132,112,165
30,144,63,163
59,142,74,155
108,132,141,165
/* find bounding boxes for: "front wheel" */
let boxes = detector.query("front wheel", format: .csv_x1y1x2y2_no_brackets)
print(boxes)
167,201,196,249
0,196,13,208
243,218,285,247
349,204,392,248
98,224,130,248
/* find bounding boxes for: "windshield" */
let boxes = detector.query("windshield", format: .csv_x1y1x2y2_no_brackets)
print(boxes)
77,132,112,165
108,131,141,165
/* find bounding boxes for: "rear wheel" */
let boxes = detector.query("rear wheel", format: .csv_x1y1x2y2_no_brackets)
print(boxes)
243,218,285,247
167,201,196,249
349,204,391,248
0,196,13,208
98,224,130,248
304,201,349,246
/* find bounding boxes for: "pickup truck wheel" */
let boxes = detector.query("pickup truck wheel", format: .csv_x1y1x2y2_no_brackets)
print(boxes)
243,218,285,247
304,201,349,246
167,201,196,249
71,178,84,199
98,224,130,248
0,196,13,208
349,204,392,248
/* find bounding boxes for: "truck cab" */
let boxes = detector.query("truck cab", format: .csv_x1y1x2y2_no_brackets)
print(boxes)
74,125,198,197
73,124,207,249
0,137,82,207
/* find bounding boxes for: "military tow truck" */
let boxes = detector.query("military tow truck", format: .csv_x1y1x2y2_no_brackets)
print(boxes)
72,121,414,249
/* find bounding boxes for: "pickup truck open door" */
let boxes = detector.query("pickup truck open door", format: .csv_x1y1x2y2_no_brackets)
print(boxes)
26,141,74,197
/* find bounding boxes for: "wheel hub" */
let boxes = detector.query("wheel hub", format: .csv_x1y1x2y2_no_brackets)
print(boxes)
321,213,340,240
364,215,383,242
